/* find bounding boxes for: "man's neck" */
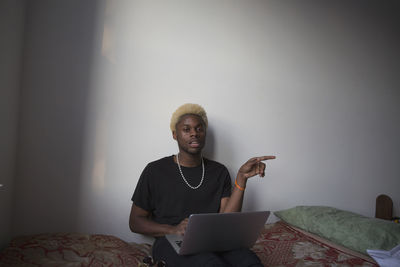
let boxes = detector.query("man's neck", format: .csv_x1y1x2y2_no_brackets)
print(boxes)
176,152,202,167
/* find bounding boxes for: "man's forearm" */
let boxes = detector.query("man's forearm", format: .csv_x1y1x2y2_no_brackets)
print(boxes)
130,215,175,237
221,175,247,213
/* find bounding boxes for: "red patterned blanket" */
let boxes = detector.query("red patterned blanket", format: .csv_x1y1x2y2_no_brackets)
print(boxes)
0,233,151,266
253,221,378,267
0,222,378,266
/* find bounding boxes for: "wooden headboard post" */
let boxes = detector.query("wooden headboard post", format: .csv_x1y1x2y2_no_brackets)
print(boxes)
375,194,393,220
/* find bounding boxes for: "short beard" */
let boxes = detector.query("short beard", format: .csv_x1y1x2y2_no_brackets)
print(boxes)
178,144,203,156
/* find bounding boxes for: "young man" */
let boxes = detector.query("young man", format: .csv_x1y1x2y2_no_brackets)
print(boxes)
130,103,275,267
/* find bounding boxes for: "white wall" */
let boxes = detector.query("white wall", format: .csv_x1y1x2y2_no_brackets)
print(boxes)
12,0,400,244
0,0,25,249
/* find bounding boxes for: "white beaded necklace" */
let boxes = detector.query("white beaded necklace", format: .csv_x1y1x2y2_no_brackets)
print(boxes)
176,154,205,190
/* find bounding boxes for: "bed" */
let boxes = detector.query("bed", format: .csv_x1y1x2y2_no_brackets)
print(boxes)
1,206,399,266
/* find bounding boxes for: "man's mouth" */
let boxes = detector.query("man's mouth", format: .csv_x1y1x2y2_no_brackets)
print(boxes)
189,141,201,148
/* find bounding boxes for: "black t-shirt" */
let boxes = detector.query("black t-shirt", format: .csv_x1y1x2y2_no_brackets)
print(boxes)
132,155,232,225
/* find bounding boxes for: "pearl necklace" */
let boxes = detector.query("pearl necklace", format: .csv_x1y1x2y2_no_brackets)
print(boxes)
176,154,205,190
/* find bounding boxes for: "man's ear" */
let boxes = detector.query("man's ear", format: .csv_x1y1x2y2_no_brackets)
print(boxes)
172,130,177,140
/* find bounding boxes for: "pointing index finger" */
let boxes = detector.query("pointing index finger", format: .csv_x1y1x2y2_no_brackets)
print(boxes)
257,156,276,161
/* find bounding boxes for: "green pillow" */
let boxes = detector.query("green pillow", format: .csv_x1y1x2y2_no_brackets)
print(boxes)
274,206,400,255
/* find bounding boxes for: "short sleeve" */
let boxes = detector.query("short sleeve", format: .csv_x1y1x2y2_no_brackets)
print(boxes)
131,164,154,212
221,167,232,198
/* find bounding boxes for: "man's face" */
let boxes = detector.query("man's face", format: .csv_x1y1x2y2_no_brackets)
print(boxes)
173,114,206,155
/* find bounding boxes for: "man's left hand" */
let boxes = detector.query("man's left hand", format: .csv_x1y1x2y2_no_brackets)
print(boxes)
238,156,276,180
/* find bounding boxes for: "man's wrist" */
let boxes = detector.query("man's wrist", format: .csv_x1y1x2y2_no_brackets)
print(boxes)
235,175,247,190
165,224,176,235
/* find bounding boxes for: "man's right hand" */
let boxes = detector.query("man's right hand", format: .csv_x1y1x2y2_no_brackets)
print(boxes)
173,218,189,236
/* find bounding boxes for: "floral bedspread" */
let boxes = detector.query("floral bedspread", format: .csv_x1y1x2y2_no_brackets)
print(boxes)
252,221,379,267
0,233,151,266
0,222,379,266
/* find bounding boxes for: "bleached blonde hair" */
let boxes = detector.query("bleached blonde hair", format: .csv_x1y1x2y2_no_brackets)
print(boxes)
170,103,208,132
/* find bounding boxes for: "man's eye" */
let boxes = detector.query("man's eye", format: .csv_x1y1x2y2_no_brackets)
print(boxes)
183,128,190,132
196,127,203,132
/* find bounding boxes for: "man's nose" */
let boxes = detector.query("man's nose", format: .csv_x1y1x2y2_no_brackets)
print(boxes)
190,128,198,136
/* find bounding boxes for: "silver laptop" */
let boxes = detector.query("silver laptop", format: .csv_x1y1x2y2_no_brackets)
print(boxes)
166,211,270,255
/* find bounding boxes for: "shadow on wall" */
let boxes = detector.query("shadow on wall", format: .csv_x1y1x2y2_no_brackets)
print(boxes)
12,0,105,236
202,125,216,160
